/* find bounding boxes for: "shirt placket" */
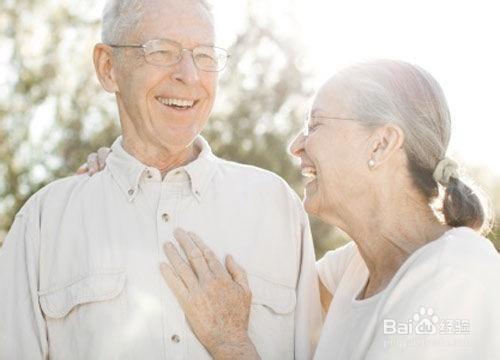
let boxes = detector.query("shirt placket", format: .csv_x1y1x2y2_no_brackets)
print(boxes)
157,172,189,359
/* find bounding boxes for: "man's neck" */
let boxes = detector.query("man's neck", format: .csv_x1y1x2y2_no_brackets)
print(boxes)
122,136,200,177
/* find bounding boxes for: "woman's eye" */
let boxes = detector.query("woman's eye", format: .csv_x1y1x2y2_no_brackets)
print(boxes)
308,123,319,132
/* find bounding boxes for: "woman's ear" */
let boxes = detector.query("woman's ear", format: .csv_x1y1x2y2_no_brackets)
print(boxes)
93,43,119,93
368,124,405,167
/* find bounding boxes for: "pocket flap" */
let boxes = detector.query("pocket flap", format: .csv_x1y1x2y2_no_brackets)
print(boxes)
248,274,296,314
39,271,126,319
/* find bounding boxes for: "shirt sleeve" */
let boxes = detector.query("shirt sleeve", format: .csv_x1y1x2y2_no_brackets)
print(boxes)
365,265,500,360
316,241,356,296
0,206,48,359
293,202,323,360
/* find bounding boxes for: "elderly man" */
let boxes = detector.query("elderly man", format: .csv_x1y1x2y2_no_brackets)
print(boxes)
0,0,322,359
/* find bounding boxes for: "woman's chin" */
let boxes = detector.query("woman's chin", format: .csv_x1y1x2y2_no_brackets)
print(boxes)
303,192,319,217
303,184,330,221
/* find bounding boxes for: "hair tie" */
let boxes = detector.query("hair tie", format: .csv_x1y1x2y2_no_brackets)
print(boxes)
433,158,459,186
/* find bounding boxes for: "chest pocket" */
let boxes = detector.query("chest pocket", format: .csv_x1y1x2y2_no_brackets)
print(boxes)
39,271,126,318
247,274,296,360
38,271,127,360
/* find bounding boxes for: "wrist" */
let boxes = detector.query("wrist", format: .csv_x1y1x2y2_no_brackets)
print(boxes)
210,334,259,360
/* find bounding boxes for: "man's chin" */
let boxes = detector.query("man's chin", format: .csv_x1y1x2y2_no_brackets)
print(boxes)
154,133,198,151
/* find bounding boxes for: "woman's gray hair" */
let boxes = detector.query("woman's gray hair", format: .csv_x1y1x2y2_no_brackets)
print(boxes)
332,60,493,234
101,0,213,44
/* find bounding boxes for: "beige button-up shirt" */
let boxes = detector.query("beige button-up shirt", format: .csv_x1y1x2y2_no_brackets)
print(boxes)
0,136,322,360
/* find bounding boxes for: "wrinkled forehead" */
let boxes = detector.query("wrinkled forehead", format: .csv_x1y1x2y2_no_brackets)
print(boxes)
133,0,215,45
310,78,352,117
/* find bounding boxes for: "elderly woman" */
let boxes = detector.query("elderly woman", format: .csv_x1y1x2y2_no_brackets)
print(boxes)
86,60,500,359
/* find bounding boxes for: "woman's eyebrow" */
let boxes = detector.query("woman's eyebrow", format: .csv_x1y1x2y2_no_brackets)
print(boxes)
310,108,329,117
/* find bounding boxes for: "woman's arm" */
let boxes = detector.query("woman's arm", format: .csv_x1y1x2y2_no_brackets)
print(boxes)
319,277,333,313
160,228,260,360
316,242,358,314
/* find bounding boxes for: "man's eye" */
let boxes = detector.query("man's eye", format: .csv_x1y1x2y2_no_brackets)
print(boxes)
196,53,214,59
195,53,216,64
155,50,175,56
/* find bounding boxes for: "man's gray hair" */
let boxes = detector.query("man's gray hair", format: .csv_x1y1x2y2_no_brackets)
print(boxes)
331,60,493,234
101,0,213,44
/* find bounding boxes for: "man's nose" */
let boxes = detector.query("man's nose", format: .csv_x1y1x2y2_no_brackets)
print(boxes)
289,132,305,157
172,50,200,85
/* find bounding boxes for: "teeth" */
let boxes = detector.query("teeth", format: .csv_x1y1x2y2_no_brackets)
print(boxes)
301,166,317,178
158,97,195,108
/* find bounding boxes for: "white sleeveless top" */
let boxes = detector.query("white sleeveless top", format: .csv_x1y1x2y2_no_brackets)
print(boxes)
314,227,500,360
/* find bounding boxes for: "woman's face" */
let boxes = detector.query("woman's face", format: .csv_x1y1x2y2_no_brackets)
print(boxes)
290,81,374,223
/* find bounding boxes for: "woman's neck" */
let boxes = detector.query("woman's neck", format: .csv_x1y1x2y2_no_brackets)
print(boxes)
340,189,450,299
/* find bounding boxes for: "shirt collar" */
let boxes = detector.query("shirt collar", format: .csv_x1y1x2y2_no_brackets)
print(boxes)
183,135,218,202
107,135,218,203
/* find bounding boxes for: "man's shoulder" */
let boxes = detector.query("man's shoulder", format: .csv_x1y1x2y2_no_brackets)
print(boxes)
213,159,301,204
213,158,304,209
17,174,96,218
215,158,296,193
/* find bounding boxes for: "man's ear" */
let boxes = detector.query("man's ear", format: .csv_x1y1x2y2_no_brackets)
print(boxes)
368,123,405,167
93,43,119,93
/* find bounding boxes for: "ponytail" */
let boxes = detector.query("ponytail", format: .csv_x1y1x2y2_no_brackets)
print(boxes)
442,177,493,235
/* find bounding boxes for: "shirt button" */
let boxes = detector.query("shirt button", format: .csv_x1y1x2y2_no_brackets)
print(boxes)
128,189,134,196
171,334,180,343
146,171,153,179
162,213,170,222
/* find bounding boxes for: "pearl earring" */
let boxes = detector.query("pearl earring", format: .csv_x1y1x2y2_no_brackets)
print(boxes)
368,159,375,168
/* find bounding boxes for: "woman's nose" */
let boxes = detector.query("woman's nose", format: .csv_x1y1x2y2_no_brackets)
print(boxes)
289,132,305,157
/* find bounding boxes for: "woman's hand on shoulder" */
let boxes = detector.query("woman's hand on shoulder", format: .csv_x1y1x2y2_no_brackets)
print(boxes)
76,147,111,176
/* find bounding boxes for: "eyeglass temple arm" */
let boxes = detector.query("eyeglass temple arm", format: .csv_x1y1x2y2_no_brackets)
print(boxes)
107,44,144,49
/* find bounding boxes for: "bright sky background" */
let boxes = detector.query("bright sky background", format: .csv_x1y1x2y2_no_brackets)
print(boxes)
213,0,500,176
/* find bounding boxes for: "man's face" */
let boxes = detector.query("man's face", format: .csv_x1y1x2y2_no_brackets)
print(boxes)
112,0,218,153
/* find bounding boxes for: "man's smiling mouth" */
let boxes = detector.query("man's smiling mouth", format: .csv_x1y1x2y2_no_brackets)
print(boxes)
156,96,199,110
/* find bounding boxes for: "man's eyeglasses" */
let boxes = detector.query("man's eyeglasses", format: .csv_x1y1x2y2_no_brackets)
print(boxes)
108,38,230,72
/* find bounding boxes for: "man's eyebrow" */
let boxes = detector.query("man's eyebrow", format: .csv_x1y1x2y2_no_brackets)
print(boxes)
146,38,217,48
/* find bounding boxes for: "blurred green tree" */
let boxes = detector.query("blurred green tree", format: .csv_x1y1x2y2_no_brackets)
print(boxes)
0,0,345,256
0,0,120,234
0,0,497,256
